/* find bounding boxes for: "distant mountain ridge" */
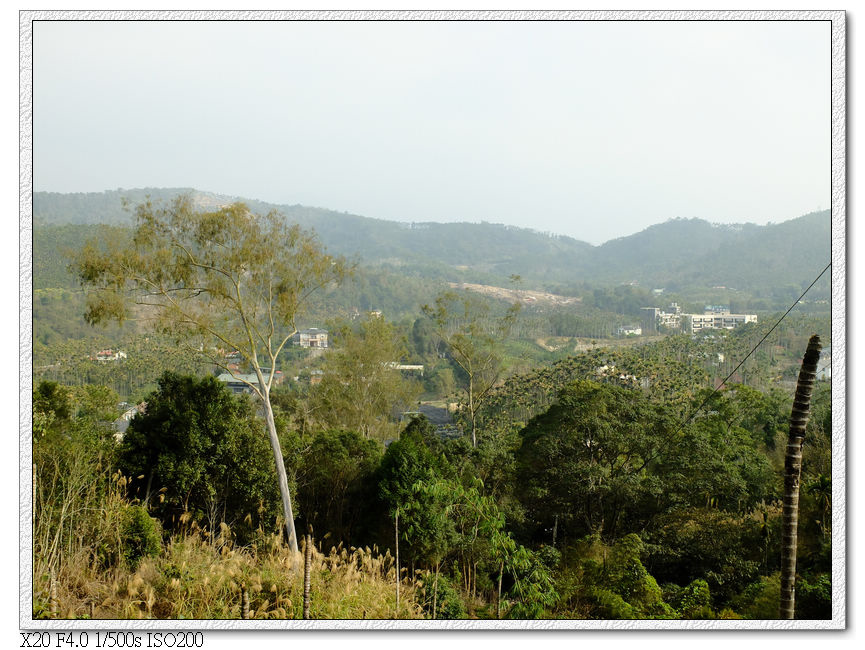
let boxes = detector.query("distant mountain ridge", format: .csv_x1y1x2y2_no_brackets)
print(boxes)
32,188,831,294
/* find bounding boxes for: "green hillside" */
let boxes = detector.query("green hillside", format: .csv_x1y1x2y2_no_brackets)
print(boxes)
32,189,831,303
33,188,594,286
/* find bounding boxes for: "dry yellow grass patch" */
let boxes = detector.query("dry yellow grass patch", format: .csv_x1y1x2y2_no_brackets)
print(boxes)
35,530,424,620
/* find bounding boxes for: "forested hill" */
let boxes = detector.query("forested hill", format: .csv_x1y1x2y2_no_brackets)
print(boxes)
33,188,830,294
584,212,831,294
33,188,593,282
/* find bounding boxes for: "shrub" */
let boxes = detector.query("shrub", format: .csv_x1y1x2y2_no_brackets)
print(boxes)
121,506,162,570
586,587,636,619
537,545,562,571
575,534,672,619
644,507,766,606
669,579,714,619
505,545,558,619
796,574,832,619
419,572,466,619
730,573,781,619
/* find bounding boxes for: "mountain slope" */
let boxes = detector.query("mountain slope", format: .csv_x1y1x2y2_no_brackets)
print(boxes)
32,189,831,296
586,212,830,292
33,188,595,285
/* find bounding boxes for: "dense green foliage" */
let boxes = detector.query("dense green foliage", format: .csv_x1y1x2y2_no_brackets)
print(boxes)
295,429,382,545
33,380,170,577
516,380,676,540
118,372,283,541
33,336,833,620
120,505,162,569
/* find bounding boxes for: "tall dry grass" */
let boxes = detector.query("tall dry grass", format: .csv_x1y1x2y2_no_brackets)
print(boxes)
33,419,424,620
33,427,132,618
35,525,424,620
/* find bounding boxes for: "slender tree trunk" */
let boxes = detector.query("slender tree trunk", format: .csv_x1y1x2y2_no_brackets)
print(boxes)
497,561,503,619
241,584,250,620
395,508,400,616
472,561,478,601
261,386,299,554
433,563,440,620
469,375,477,448
49,572,59,619
303,530,313,620
780,335,821,620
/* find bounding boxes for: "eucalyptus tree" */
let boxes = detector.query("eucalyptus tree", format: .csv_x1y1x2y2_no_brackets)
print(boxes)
71,195,348,552
422,290,520,447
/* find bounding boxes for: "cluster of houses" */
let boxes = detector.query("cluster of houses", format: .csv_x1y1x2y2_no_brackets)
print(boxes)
214,322,424,394
214,328,330,393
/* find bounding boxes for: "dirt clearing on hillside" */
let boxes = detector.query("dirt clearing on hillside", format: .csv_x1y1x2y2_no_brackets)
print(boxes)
448,282,581,307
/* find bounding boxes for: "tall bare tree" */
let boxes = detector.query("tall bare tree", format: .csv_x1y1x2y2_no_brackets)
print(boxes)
72,195,348,553
780,334,822,619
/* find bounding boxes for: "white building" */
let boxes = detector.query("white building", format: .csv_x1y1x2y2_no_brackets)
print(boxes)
112,402,146,441
292,328,329,348
683,310,757,334
642,303,757,334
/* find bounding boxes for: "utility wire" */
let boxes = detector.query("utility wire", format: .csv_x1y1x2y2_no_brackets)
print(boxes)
681,261,831,427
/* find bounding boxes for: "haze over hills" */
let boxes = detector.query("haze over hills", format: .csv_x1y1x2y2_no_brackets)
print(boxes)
32,188,831,298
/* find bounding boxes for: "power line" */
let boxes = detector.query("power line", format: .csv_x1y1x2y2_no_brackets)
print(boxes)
682,261,831,427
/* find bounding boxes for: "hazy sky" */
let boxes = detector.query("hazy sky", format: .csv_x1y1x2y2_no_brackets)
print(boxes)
32,19,830,244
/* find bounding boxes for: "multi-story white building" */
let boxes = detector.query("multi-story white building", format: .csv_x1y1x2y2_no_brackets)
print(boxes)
642,304,757,334
683,310,757,334
292,328,329,348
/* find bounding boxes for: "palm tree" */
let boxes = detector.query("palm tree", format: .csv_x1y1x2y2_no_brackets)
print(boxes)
779,334,821,619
